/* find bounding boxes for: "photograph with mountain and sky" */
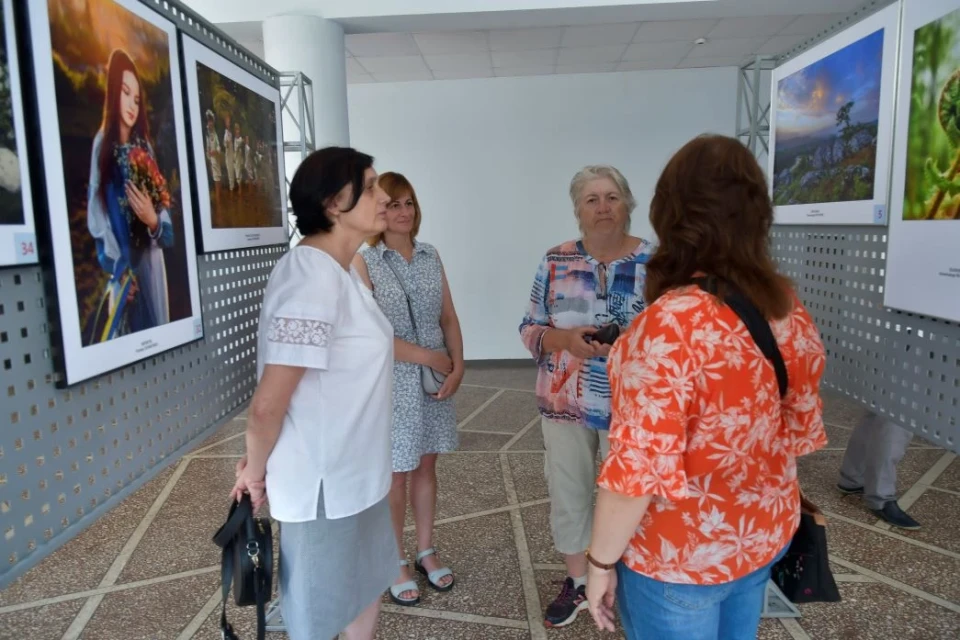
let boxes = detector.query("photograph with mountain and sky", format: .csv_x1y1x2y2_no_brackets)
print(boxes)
772,28,884,206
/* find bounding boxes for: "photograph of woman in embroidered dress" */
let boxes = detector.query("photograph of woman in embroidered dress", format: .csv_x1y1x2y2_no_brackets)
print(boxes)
27,0,201,385
84,48,179,341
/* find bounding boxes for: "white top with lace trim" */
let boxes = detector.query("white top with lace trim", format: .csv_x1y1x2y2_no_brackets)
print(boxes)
257,245,394,521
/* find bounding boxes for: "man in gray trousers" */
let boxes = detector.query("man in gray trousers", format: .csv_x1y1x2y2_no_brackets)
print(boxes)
837,412,921,530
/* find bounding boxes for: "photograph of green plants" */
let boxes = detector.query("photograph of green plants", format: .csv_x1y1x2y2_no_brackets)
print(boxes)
903,6,960,221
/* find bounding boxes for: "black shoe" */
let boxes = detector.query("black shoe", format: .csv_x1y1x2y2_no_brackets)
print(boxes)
872,501,921,530
544,577,587,628
837,483,864,496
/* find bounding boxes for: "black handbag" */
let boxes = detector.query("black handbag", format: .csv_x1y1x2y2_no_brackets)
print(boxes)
771,494,842,603
212,494,274,640
693,277,840,604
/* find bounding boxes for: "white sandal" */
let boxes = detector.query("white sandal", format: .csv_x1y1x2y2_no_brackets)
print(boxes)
388,559,420,607
415,548,455,592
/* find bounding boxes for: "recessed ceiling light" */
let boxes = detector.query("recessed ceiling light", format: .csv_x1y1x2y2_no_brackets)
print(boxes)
694,37,708,45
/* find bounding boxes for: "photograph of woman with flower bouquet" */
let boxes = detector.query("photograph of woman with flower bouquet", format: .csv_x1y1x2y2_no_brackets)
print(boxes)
86,48,174,340
26,0,201,385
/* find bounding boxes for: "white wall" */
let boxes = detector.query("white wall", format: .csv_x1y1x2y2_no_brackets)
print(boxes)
348,67,738,360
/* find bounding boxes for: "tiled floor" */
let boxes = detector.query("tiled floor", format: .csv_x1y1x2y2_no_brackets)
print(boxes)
2,364,959,639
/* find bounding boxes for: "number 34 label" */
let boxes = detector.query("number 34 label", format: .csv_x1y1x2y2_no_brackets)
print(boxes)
13,233,38,264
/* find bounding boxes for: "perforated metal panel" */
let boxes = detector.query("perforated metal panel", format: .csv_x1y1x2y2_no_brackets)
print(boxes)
0,247,282,586
772,227,960,452
0,0,287,588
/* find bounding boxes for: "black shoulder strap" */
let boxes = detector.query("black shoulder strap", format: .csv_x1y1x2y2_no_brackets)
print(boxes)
382,255,422,346
212,498,247,640
693,277,788,399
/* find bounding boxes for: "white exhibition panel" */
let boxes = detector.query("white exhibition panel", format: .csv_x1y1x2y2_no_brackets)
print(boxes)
768,2,900,226
348,66,737,360
27,0,203,386
0,0,37,267
885,0,960,323
181,35,289,252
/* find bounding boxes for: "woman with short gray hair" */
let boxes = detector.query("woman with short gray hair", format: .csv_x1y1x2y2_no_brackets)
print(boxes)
518,164,654,629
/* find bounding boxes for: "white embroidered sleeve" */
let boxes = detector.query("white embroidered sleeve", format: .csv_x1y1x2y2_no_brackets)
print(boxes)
260,248,344,370
262,310,335,370
268,318,333,347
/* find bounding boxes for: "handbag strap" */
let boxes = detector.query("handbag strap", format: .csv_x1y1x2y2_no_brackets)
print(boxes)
212,496,250,549
382,252,423,347
219,540,240,640
212,496,266,640
693,277,788,399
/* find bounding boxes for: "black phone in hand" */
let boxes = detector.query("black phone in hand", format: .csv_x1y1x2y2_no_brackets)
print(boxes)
586,323,620,345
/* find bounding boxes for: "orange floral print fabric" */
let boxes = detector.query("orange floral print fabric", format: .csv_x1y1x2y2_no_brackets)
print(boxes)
598,286,827,585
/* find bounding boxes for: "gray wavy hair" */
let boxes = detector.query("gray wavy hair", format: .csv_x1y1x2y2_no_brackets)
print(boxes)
569,165,636,233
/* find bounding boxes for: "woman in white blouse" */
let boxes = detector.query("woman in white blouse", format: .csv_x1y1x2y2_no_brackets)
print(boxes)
231,146,395,640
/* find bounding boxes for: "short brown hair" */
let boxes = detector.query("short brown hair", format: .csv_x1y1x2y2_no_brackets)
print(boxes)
645,134,792,319
367,171,422,246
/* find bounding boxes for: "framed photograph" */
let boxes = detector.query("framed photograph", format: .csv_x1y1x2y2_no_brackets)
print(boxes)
26,0,203,387
768,3,900,225
0,0,37,266
885,0,960,323
181,35,287,252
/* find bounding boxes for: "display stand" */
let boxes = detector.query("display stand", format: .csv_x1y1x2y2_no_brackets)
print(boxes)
753,0,960,452
735,55,776,161
279,72,317,244
736,0,960,619
0,0,287,589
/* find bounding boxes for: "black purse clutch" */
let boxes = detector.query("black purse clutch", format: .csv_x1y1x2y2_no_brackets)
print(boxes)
771,494,842,604
212,494,274,640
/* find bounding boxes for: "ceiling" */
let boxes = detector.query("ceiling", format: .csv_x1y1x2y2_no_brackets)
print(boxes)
224,12,852,84
211,0,879,84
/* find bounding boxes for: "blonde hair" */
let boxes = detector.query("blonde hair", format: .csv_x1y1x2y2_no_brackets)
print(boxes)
367,171,422,246
569,165,636,233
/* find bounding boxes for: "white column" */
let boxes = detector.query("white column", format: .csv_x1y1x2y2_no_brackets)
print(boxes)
262,15,349,149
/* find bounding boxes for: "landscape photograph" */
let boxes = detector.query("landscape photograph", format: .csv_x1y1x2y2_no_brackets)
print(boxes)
772,28,884,206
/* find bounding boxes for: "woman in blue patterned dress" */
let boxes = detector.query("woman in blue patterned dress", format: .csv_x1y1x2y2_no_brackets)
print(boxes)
86,49,174,342
353,172,463,607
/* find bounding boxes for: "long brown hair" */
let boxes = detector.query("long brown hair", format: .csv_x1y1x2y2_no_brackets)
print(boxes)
645,134,792,319
97,49,152,203
367,171,422,246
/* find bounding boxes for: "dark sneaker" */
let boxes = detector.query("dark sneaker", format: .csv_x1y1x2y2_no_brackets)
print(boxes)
544,577,587,629
837,484,864,496
872,501,921,530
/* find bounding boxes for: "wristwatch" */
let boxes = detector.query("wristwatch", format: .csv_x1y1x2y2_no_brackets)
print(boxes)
585,550,617,571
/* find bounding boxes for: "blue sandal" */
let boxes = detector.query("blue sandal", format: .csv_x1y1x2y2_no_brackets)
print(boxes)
415,548,455,592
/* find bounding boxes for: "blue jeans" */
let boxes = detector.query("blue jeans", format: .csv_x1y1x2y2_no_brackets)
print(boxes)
616,546,789,640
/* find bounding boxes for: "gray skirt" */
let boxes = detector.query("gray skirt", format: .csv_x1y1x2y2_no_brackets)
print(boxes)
279,491,398,640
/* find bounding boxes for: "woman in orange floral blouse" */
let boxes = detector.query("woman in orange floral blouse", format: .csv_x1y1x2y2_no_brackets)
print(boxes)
585,135,827,640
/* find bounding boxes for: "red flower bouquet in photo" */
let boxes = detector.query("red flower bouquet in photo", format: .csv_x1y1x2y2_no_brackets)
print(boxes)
126,144,172,210
114,140,174,250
